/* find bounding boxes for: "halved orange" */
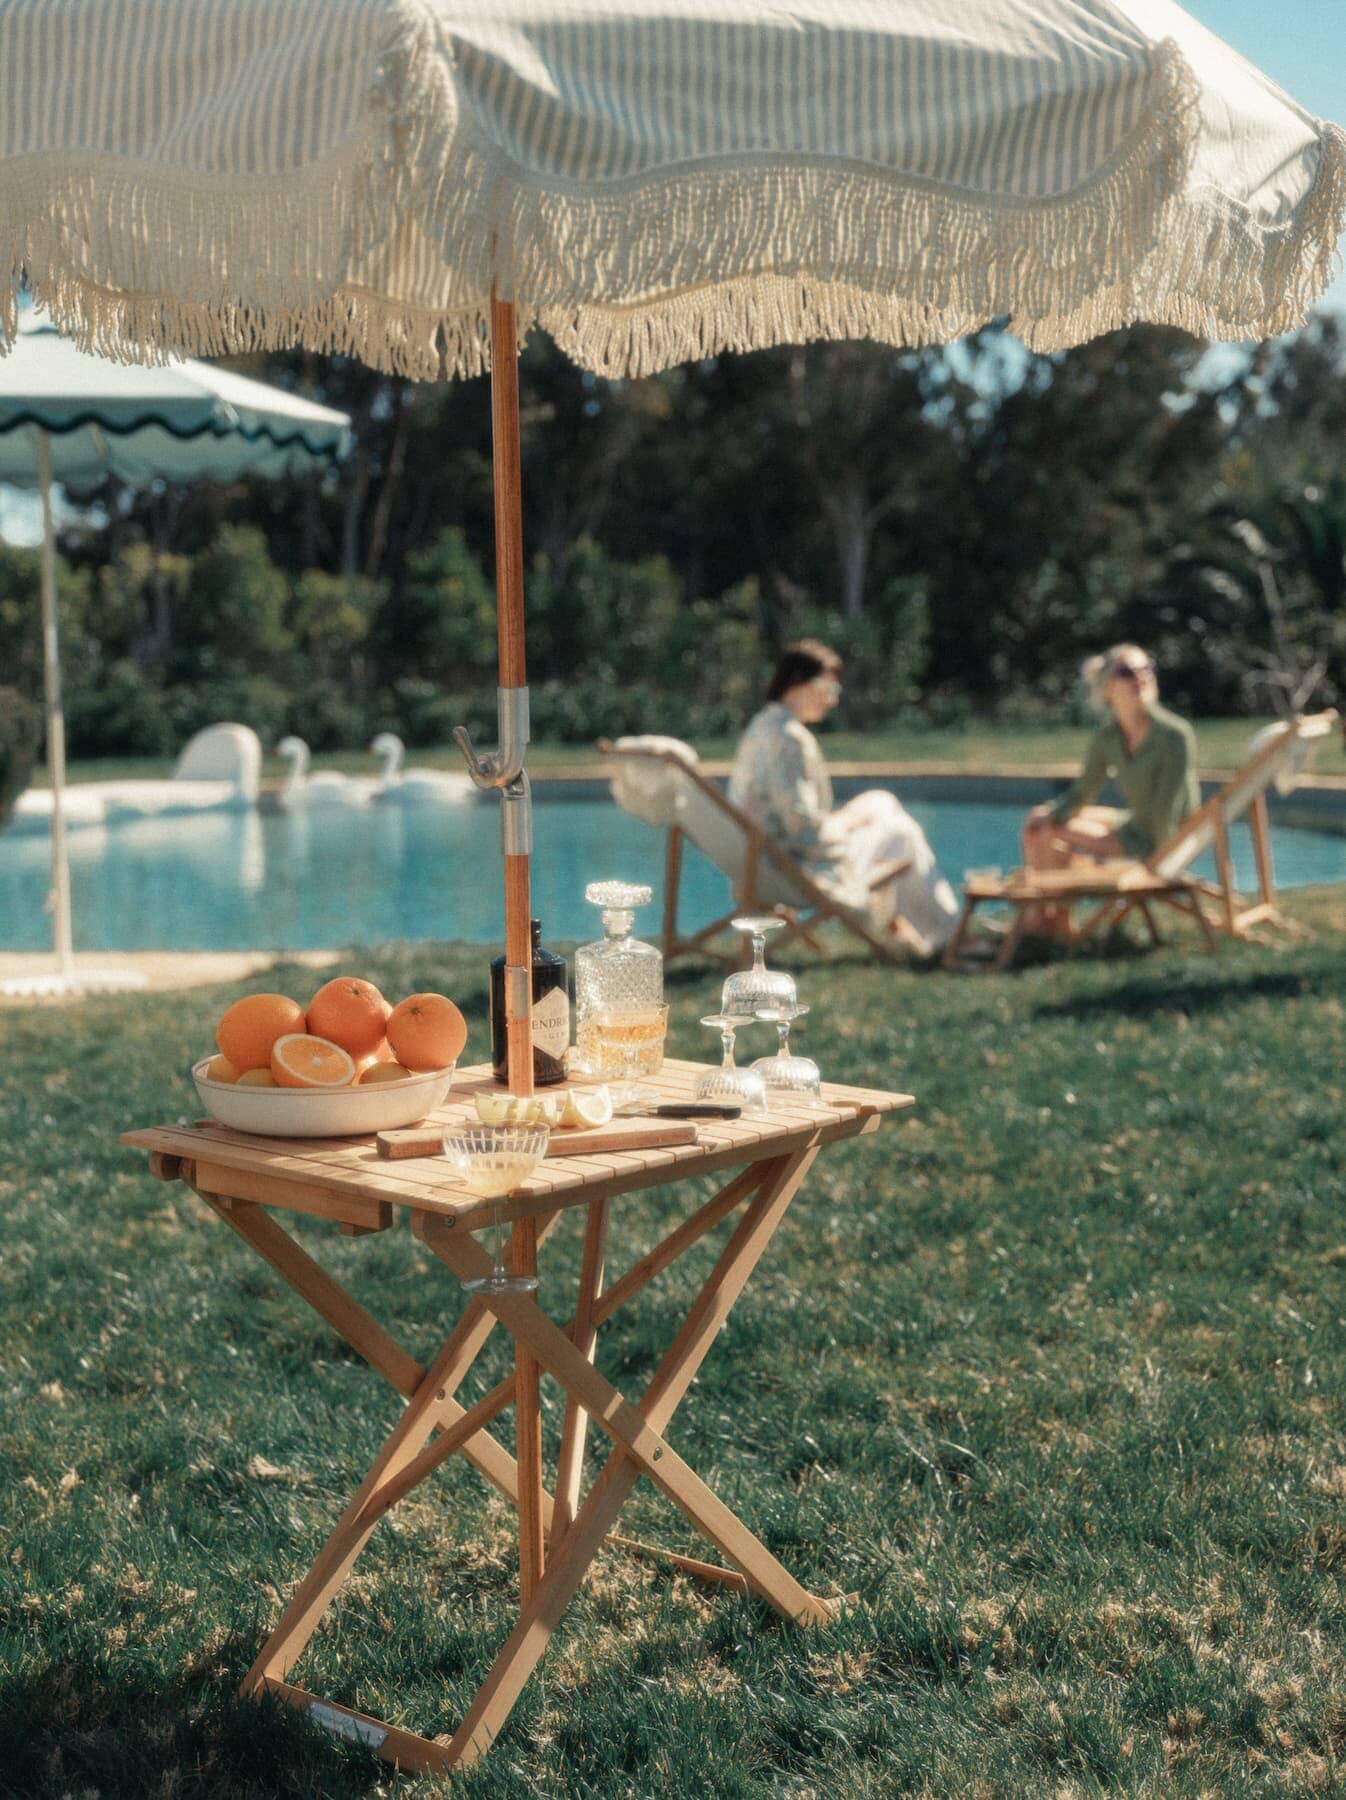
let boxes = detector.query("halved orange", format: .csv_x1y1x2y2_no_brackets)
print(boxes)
270,1033,357,1089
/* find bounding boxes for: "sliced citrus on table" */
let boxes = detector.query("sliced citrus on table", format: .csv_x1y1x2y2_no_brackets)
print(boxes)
270,1033,357,1089
475,1094,517,1125
561,1087,613,1130
474,1092,563,1126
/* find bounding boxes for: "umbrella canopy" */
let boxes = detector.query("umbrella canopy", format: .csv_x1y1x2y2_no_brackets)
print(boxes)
0,312,349,992
1,0,1341,1072
0,313,349,488
1,0,1342,378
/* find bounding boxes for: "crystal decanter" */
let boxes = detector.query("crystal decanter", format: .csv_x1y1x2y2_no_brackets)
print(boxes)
573,881,663,1075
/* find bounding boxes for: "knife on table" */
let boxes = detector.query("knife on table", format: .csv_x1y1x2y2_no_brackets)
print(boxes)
614,1101,742,1119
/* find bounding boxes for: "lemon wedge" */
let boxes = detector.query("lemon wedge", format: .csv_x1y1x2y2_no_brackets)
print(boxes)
561,1086,613,1130
475,1092,564,1127
475,1094,516,1125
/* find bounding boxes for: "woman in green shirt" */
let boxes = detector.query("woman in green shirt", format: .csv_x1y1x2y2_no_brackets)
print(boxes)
1022,645,1199,923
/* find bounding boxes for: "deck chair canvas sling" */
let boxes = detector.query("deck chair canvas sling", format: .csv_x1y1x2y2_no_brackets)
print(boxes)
943,711,1338,970
598,738,924,965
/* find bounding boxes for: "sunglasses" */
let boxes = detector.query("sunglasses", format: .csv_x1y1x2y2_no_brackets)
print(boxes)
1110,664,1151,683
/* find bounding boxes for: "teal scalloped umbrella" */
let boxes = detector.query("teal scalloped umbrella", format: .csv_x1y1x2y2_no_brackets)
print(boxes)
0,312,349,993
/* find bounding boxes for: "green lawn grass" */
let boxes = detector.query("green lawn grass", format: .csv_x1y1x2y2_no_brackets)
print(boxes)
4,908,1346,1796
48,716,1327,790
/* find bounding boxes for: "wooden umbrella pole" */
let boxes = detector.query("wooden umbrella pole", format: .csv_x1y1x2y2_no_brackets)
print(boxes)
490,293,545,1603
490,292,535,1102
491,295,527,695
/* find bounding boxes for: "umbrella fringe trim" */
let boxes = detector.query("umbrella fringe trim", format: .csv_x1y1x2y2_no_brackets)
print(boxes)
1019,121,1346,354
4,18,1343,377
396,26,1208,373
0,0,433,370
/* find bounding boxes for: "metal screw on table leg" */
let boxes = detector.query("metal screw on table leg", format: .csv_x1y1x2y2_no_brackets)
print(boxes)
652,1448,662,1460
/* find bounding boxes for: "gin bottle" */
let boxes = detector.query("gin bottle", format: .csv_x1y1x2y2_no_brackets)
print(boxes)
490,918,569,1086
574,881,663,1073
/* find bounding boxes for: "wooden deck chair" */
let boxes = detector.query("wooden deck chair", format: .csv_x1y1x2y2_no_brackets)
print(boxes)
943,711,1338,970
598,737,924,965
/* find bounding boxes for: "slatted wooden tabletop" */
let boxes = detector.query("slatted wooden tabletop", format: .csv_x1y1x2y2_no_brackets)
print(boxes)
965,868,1187,900
122,1058,913,1232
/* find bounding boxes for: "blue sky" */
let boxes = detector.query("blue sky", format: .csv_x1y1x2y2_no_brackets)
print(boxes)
1186,0,1346,307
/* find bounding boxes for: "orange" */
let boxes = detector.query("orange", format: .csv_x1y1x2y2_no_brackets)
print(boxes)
236,1067,278,1088
358,1061,414,1085
386,993,468,1071
271,1033,357,1089
306,977,391,1059
354,1040,394,1076
217,993,306,1071
204,1053,241,1083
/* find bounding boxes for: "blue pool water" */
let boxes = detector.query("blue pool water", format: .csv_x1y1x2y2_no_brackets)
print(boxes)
2,791,1344,952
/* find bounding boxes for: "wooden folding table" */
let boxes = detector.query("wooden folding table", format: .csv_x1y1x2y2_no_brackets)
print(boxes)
123,1057,911,1776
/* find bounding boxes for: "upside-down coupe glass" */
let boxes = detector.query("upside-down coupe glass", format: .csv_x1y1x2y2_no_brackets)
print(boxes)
721,915,797,1017
749,1003,821,1099
694,1014,769,1115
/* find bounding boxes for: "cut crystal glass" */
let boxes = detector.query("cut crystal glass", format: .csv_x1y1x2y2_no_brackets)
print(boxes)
721,915,797,1016
442,1122,550,1295
749,1003,821,1099
694,1013,769,1115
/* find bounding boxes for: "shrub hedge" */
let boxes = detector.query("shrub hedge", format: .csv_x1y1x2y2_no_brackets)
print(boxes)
0,685,41,823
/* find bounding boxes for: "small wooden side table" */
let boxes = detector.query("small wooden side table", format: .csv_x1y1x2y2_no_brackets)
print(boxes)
944,867,1216,969
124,1058,911,1776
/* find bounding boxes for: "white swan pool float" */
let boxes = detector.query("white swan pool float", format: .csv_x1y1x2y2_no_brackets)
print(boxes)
274,736,379,807
369,733,476,804
7,722,262,834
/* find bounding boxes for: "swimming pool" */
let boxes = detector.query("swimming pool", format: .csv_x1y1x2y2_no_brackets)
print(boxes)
2,788,1344,952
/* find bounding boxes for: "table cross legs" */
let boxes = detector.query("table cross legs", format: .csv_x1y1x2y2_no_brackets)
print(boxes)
234,1144,839,1775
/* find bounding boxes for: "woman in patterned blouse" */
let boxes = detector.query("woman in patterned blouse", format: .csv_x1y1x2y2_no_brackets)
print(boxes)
728,640,959,953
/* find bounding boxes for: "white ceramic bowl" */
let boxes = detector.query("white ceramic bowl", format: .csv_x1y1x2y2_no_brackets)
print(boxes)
192,1057,456,1137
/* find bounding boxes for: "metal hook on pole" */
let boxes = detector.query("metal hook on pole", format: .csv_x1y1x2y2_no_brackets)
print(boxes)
453,684,529,791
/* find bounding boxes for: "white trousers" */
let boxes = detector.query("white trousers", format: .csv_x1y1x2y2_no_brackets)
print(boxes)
824,790,960,950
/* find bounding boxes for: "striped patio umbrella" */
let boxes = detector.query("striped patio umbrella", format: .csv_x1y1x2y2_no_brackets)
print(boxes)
1,0,1341,1079
0,311,349,994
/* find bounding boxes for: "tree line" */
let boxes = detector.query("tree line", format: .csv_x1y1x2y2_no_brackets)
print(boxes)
5,314,1346,760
